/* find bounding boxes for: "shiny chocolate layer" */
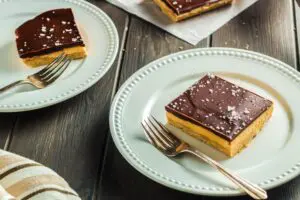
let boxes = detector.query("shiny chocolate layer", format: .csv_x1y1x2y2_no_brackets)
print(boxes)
15,8,84,58
165,75,273,141
163,0,223,15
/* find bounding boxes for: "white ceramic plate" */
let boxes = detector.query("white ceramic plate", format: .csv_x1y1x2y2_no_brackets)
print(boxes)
110,48,300,196
0,0,119,112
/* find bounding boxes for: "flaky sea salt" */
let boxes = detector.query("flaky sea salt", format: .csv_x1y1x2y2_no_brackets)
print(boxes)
207,73,215,79
227,106,235,112
244,108,250,114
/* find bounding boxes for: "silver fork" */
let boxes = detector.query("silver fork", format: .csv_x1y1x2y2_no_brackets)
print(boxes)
0,53,71,93
141,116,268,200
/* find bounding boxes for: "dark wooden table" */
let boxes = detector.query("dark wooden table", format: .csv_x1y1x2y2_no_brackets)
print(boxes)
1,0,300,199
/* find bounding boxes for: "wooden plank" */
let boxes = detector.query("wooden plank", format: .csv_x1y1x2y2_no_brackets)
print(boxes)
97,16,209,200
118,18,209,84
0,114,16,149
99,0,299,200
213,0,296,67
294,0,300,70
6,1,129,199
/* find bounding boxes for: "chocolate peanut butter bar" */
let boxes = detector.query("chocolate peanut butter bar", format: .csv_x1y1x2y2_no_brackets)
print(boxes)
154,0,233,22
15,8,86,67
165,75,273,157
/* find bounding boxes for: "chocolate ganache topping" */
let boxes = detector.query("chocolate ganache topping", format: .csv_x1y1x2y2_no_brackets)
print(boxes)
163,0,223,15
165,75,273,141
15,8,85,58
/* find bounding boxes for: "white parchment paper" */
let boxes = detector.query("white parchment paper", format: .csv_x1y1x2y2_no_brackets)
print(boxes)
106,0,259,45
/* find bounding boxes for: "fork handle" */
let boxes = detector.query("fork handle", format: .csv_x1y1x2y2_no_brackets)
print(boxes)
0,80,30,93
185,147,268,200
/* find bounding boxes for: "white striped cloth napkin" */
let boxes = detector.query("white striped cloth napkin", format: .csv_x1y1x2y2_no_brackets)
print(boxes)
0,150,81,200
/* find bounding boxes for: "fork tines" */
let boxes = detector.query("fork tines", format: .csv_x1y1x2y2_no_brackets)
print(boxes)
36,53,72,83
141,116,180,150
41,54,70,77
38,53,66,74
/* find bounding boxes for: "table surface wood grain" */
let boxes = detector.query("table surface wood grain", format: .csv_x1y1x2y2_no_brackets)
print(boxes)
1,0,300,199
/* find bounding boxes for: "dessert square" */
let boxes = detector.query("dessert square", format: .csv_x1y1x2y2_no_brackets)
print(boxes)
15,8,87,67
165,75,273,157
153,0,233,22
